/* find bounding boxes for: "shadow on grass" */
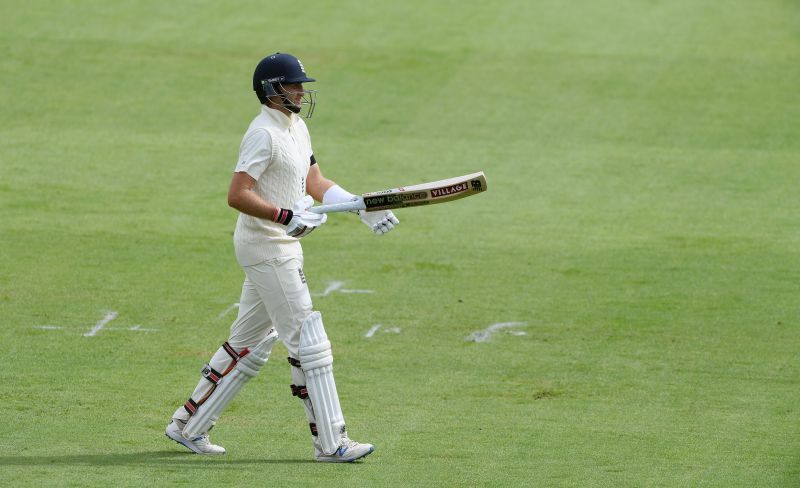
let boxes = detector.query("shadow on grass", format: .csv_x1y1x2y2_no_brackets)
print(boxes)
0,450,313,467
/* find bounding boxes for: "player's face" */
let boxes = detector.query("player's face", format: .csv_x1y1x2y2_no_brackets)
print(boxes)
281,83,304,106
267,82,314,118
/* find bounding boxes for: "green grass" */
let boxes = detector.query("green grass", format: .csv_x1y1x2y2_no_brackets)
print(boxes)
1,0,799,486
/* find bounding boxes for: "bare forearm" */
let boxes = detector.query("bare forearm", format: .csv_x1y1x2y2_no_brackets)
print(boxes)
307,176,336,202
228,188,279,220
306,163,338,202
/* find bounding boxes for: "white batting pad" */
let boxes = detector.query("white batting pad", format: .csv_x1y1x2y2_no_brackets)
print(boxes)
299,311,345,455
182,332,278,439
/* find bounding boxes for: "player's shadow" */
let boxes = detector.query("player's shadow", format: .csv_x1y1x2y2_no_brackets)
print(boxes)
0,450,312,467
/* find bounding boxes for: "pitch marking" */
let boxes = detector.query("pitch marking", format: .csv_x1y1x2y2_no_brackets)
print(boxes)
33,325,160,333
465,322,528,343
218,303,240,319
83,311,119,337
110,325,159,332
313,281,374,297
33,313,159,335
317,281,344,296
365,324,401,338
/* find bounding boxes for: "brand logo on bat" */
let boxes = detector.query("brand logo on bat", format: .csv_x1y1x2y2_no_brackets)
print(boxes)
364,191,428,208
430,182,469,198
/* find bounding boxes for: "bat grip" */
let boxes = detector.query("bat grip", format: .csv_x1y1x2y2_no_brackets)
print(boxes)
308,198,366,214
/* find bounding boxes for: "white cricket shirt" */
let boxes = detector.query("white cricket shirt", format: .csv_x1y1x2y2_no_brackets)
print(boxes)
232,105,314,265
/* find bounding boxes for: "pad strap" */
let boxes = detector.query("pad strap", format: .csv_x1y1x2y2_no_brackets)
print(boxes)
288,357,301,368
291,384,309,399
222,341,238,358
222,341,248,375
183,398,199,416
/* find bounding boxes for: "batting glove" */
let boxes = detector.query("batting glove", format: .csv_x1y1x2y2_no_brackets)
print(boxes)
358,209,399,235
323,184,399,235
279,195,327,238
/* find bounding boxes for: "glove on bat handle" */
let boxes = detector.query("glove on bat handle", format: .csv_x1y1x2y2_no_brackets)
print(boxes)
309,197,366,214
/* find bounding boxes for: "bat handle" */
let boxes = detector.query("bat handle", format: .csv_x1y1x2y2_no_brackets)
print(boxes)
309,197,366,214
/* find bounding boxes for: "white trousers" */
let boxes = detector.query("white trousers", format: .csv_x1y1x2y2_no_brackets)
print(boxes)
172,254,313,422
229,254,313,358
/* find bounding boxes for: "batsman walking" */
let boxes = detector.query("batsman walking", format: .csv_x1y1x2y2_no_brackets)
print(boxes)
165,52,398,462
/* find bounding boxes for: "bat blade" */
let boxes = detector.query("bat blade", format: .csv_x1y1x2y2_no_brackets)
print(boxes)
310,171,487,214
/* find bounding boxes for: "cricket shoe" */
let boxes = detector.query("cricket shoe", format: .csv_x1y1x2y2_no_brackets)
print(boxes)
165,419,226,455
314,437,374,463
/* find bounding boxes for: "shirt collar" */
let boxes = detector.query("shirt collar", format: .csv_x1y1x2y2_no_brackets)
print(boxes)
261,104,296,128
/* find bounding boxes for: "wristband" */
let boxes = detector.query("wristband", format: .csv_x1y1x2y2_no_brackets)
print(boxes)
322,184,357,205
273,208,294,225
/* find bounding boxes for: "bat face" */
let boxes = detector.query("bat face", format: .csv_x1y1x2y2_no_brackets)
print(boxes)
361,172,487,211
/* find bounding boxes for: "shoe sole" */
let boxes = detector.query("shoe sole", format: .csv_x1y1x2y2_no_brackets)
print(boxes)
348,446,375,463
165,431,226,456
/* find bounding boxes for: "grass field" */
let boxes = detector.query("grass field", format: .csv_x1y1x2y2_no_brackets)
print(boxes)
1,1,799,486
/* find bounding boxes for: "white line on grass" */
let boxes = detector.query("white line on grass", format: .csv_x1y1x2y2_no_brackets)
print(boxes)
34,313,159,335
313,281,374,297
314,281,344,297
465,322,528,343
108,325,159,332
33,324,159,333
217,303,240,319
83,311,119,337
365,324,401,338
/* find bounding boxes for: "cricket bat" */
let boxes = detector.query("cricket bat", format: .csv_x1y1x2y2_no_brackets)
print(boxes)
309,171,487,214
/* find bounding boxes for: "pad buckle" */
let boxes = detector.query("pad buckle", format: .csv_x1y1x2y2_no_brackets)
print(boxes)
201,364,223,385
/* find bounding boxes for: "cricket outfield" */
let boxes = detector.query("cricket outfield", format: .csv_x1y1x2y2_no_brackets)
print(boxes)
1,1,798,486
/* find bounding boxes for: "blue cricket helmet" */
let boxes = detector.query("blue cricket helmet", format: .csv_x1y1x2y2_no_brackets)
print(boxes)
253,52,316,104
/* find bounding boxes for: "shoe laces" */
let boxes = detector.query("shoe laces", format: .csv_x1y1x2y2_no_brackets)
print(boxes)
340,437,359,449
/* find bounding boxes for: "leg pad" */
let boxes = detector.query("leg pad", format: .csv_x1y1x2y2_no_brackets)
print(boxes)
182,331,278,439
299,312,346,455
